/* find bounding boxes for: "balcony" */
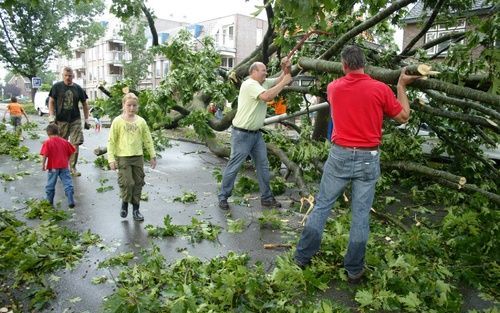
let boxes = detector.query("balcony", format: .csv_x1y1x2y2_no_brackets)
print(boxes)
105,51,124,66
71,58,85,70
73,78,86,88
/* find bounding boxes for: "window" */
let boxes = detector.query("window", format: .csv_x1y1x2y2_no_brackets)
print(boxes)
156,60,161,77
256,28,263,46
163,61,169,77
228,26,234,40
215,30,219,44
425,20,465,56
147,65,152,78
221,57,234,69
222,29,227,45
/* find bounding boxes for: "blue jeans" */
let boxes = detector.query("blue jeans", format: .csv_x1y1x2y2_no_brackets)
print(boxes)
218,128,273,201
294,145,380,276
46,168,74,206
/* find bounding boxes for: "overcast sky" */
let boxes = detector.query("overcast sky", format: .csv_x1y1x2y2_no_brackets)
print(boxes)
145,0,266,22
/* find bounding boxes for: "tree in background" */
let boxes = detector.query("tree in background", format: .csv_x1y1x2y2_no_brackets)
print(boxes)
0,0,106,100
119,18,153,89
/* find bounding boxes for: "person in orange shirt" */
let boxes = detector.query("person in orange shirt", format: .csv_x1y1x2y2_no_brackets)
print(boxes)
274,97,287,115
3,96,29,138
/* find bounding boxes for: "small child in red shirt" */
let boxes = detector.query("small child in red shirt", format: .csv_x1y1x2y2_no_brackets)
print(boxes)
40,124,76,208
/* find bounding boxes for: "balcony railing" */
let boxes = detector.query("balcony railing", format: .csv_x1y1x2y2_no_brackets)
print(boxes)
71,58,85,70
105,51,124,66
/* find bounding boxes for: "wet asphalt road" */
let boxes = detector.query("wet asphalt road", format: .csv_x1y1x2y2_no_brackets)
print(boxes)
0,115,296,312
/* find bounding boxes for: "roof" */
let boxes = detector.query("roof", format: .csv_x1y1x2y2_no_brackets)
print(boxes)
403,0,494,24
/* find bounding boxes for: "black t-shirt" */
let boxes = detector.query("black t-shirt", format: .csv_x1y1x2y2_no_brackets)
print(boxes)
49,82,88,122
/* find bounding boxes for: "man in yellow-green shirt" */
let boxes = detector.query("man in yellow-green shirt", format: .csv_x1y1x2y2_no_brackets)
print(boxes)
218,59,292,210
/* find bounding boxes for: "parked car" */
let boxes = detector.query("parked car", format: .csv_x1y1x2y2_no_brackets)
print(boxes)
34,91,50,116
404,123,500,162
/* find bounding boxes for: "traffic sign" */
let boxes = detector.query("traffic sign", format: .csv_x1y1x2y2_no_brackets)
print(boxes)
32,77,42,88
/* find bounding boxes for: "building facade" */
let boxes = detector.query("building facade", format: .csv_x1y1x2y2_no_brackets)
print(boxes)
56,14,267,100
402,0,493,59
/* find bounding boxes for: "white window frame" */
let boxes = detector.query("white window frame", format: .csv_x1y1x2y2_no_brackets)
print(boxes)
425,20,466,56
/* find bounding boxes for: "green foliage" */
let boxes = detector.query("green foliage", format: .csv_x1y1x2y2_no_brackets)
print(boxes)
179,110,215,140
101,246,349,312
94,155,110,170
98,252,135,269
270,176,294,195
0,170,29,182
96,178,114,193
0,0,105,79
233,175,260,196
259,209,284,230
0,208,99,310
23,199,69,221
119,18,153,89
173,191,197,203
145,215,221,243
155,29,236,107
212,167,223,183
227,218,245,233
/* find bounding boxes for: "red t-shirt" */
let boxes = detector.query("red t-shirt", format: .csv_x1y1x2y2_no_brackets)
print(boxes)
40,136,76,169
327,73,402,147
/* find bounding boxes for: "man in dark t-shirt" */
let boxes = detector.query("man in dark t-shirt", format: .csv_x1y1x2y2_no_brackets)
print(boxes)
48,66,90,177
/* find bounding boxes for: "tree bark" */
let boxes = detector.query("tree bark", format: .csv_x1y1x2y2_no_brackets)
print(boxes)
424,90,500,122
266,143,308,196
298,58,500,107
413,100,500,133
382,161,467,185
311,100,329,141
437,179,500,205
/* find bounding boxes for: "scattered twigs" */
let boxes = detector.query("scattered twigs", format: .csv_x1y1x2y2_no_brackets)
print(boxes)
370,208,410,232
264,243,292,249
299,195,315,225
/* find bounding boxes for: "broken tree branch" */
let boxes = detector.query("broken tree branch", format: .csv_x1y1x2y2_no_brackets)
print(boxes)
298,57,500,107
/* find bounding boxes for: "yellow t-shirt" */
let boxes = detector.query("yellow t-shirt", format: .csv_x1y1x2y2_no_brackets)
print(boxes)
107,115,155,163
232,78,275,131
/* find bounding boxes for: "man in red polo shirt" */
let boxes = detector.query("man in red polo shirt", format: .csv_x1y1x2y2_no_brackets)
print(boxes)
294,45,419,283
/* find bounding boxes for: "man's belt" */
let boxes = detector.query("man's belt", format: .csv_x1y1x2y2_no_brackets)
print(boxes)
334,142,379,151
232,126,260,133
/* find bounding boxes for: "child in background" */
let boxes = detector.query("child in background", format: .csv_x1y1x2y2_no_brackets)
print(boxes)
90,106,103,133
2,96,29,139
107,93,156,221
40,124,76,208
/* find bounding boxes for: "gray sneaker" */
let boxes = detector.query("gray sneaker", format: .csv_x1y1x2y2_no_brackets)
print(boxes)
261,197,282,208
